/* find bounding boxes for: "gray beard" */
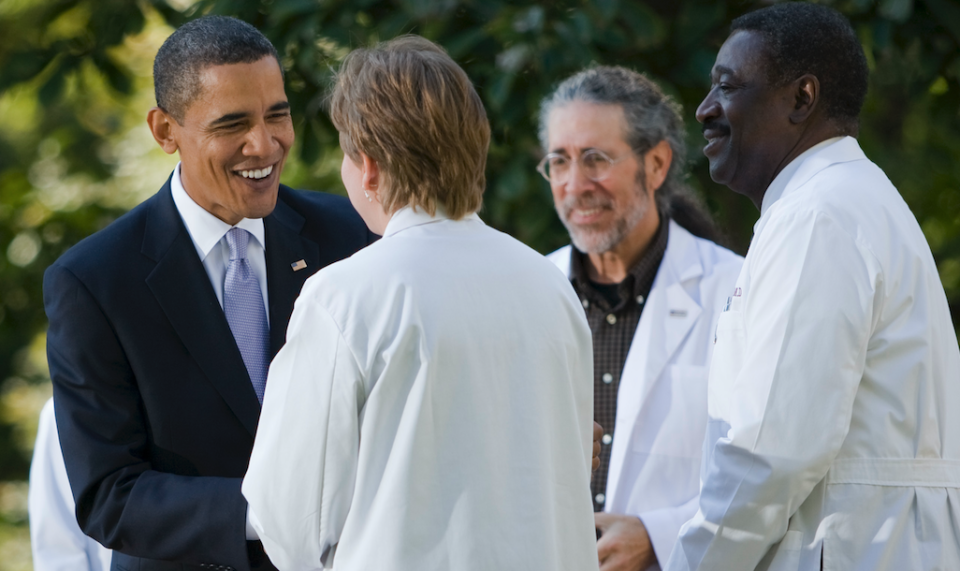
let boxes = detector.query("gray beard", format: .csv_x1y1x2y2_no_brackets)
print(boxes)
560,187,650,255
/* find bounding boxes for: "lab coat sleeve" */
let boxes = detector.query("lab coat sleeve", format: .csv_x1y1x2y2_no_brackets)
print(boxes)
29,399,111,571
640,494,699,566
242,295,364,571
666,210,876,570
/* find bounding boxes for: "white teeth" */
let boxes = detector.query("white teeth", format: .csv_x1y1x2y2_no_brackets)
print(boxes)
239,165,273,180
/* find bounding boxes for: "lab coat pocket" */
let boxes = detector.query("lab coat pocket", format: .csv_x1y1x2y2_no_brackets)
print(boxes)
629,365,708,456
664,365,708,457
708,309,745,418
760,529,803,571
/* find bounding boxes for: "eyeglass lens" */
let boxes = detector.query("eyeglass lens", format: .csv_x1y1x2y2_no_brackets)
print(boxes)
542,150,615,183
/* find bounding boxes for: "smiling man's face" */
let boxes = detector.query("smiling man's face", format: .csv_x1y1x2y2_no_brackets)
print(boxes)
171,56,294,224
546,101,653,255
695,30,797,204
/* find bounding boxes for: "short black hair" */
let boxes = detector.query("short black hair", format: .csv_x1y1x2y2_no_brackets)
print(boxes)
732,3,868,129
153,15,281,123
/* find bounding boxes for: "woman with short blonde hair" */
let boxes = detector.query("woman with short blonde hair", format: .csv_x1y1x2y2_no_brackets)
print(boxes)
244,36,599,571
330,35,488,221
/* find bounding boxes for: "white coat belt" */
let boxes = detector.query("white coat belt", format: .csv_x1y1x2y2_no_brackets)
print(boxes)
826,458,960,487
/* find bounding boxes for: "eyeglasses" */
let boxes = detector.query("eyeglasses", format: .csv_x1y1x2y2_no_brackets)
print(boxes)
536,149,626,184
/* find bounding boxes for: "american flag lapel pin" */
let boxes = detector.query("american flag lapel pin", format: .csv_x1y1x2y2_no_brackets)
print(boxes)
291,259,307,272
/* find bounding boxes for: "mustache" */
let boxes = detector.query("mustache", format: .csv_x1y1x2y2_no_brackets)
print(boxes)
562,194,613,212
701,120,731,136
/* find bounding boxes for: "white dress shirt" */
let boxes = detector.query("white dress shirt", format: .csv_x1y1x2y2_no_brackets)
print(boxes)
243,206,600,571
666,137,960,570
170,163,269,319
29,399,113,571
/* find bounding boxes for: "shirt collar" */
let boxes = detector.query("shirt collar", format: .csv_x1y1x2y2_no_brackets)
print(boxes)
382,204,481,238
760,136,844,217
170,162,266,259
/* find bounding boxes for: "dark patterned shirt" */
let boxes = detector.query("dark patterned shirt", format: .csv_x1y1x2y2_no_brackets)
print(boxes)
569,217,669,512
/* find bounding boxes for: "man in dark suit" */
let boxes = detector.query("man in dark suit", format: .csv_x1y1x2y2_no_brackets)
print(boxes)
43,16,373,571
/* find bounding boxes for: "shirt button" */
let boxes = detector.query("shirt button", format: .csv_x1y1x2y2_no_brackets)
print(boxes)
606,314,617,325
582,298,590,309
637,295,645,304
602,373,613,384
595,493,606,504
602,433,612,445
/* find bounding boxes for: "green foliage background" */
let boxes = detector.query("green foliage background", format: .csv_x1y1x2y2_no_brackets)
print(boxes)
0,0,958,566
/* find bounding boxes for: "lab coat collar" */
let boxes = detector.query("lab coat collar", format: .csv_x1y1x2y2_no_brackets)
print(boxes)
382,205,481,238
550,219,699,282
759,136,864,221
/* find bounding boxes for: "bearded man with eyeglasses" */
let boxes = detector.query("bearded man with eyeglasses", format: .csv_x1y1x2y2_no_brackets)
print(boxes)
539,66,743,571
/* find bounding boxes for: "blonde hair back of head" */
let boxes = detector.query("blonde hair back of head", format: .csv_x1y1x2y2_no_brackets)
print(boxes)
329,35,490,220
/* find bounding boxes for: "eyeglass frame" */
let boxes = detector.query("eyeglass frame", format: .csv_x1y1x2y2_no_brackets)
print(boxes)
535,148,628,184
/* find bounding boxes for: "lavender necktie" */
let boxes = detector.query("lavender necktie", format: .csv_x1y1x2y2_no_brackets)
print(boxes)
223,228,269,403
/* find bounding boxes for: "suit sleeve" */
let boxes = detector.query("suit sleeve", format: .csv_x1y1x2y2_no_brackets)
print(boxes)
44,263,251,570
243,295,363,571
666,210,876,570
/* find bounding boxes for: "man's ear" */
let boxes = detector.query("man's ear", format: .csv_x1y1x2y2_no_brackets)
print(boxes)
789,74,820,125
360,152,381,196
147,107,180,155
643,139,673,194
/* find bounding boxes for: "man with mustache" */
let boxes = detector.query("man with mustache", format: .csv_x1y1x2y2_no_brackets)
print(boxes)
43,16,373,571
666,4,960,570
539,66,743,571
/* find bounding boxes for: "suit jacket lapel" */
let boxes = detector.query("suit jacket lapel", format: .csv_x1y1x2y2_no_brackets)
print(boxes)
264,191,321,356
142,183,261,436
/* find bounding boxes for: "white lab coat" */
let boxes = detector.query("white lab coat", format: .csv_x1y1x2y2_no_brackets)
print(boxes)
243,206,599,571
549,220,743,567
29,398,112,571
666,137,960,571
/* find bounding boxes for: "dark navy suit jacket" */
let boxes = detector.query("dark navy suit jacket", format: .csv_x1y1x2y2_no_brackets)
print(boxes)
44,180,374,571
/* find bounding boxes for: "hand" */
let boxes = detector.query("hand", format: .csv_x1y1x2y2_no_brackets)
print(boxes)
593,421,603,472
595,512,656,571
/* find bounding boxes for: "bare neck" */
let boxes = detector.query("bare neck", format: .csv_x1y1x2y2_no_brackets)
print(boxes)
586,209,661,284
749,121,852,210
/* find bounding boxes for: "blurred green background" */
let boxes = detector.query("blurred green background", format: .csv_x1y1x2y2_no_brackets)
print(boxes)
0,0,958,568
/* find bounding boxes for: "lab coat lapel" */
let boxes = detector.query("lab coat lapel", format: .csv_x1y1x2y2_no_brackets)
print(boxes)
263,193,320,356
142,184,261,437
606,222,703,505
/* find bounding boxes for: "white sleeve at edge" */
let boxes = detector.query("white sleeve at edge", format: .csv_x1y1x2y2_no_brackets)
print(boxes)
243,299,363,571
30,398,112,571
639,494,700,567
